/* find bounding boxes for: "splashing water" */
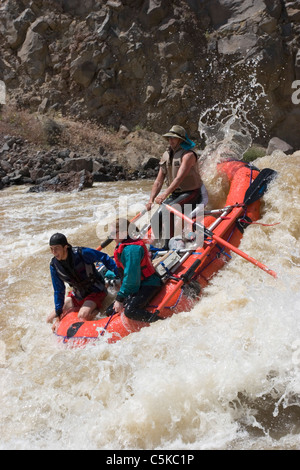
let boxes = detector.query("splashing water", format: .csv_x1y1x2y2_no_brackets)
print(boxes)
198,57,268,165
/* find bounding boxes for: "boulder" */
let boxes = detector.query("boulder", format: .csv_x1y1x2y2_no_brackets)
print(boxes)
217,33,258,56
18,29,50,79
29,170,93,192
6,8,36,49
0,131,147,191
141,156,160,170
61,157,93,173
266,137,294,155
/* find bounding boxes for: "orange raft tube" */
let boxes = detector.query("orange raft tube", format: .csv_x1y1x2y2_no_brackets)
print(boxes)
55,160,272,346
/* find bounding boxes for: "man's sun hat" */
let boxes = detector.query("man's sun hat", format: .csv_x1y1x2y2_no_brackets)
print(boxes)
49,233,69,246
163,125,188,142
163,125,196,150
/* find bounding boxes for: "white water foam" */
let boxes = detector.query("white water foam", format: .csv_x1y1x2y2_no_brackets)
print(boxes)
0,151,299,450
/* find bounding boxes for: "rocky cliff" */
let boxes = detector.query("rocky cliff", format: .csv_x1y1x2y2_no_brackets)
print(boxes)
1,0,300,147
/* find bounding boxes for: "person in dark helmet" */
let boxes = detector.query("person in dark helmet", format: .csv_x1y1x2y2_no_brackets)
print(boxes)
146,125,208,246
47,233,119,330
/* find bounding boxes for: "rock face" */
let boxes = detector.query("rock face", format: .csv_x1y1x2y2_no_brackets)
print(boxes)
0,0,300,147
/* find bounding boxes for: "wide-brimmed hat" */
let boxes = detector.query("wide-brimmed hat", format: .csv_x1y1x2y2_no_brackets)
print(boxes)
163,125,196,150
163,125,189,143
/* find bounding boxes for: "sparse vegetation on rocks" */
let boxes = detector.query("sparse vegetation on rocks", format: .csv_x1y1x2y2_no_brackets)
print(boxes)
0,105,164,191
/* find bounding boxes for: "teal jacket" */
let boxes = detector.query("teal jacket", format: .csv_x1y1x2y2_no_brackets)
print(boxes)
115,243,161,302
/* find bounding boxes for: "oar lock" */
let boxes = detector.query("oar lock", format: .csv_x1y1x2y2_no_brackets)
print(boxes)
236,215,252,233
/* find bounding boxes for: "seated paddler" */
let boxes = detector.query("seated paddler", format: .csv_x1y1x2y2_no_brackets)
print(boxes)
47,232,119,331
106,218,162,323
145,125,208,247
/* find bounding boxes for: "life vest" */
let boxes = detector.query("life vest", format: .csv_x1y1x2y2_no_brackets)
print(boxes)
114,239,156,280
50,247,105,300
159,147,202,192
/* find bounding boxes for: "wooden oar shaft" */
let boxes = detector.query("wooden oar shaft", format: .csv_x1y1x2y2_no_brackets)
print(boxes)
164,204,277,279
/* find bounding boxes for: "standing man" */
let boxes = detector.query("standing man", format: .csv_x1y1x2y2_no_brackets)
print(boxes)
47,232,119,330
146,125,208,245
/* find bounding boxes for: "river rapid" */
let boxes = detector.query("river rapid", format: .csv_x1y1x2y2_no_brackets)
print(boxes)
0,150,299,450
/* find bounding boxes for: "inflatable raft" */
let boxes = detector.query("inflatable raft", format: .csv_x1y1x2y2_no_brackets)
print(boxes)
55,160,277,346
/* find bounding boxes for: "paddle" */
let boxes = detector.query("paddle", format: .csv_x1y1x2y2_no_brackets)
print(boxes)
164,203,277,278
130,208,147,223
96,208,148,251
169,167,278,274
244,167,277,205
96,236,113,251
152,194,277,317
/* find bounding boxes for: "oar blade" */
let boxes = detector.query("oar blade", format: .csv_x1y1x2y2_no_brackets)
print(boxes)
244,168,277,205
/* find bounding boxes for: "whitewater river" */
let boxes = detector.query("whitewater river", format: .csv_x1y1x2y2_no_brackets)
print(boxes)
0,151,299,450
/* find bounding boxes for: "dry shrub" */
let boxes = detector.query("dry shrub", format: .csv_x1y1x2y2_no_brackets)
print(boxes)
60,119,121,153
0,105,123,153
0,105,48,146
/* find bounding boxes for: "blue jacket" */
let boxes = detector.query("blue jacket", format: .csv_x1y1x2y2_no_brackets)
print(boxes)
50,246,118,315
